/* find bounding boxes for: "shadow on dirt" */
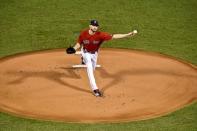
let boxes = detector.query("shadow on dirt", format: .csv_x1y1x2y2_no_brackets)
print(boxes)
6,67,91,94
97,67,197,92
6,66,197,94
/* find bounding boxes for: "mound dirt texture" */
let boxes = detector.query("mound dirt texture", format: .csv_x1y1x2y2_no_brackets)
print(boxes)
0,48,196,123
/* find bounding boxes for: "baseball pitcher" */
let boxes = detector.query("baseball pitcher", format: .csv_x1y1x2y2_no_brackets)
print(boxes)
66,20,137,97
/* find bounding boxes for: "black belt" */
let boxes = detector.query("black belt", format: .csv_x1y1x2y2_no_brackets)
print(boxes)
83,49,97,54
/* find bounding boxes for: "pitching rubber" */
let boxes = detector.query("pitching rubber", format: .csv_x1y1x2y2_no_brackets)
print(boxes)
72,64,101,68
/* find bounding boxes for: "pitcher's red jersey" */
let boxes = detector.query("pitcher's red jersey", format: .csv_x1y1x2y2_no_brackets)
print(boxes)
77,29,113,52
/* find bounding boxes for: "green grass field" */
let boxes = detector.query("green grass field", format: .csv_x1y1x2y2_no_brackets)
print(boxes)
0,0,196,130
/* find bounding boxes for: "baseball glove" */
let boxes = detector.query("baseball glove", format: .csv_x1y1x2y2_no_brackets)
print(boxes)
66,46,76,54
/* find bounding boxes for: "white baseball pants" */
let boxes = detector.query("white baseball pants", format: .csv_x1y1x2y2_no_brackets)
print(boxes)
81,49,98,91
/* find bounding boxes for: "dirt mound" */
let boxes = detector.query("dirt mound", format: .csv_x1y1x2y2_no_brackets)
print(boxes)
0,48,196,123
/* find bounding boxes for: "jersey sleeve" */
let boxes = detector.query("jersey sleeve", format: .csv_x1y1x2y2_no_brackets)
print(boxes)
101,32,113,41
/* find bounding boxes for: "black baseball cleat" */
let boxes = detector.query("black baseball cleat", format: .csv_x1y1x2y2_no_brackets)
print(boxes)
93,89,102,97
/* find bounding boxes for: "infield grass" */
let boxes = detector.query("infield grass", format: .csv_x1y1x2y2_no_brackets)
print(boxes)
0,0,196,130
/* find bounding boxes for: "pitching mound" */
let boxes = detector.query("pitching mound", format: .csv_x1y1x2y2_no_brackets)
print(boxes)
0,48,196,123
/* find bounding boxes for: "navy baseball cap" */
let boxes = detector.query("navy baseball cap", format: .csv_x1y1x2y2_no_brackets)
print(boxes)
90,20,99,26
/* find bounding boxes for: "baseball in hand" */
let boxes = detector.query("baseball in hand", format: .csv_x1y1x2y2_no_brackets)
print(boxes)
133,30,138,34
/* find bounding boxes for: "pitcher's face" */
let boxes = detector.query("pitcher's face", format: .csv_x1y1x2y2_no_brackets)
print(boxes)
89,25,99,32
